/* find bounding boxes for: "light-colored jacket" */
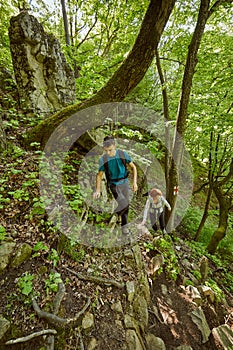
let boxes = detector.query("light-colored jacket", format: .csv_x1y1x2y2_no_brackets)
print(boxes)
143,195,171,222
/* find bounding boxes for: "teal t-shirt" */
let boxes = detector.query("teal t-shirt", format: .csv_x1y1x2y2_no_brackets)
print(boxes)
99,150,132,185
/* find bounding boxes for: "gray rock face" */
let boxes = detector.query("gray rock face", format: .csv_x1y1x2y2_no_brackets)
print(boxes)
9,12,76,114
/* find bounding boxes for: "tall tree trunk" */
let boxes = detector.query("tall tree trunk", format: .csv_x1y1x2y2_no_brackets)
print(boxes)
25,0,176,148
61,0,71,46
167,0,210,229
195,131,214,241
155,48,171,209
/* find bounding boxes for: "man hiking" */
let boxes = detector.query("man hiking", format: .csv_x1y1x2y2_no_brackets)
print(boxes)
93,135,138,235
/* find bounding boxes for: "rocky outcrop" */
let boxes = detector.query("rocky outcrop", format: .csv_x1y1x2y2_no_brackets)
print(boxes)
8,12,76,114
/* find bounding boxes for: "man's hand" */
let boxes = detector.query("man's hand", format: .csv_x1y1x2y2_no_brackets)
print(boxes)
132,182,138,192
93,191,101,199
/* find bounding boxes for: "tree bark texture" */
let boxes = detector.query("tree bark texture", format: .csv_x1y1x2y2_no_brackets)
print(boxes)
207,158,233,254
25,0,176,148
195,131,215,241
166,0,210,223
206,185,230,254
60,0,71,46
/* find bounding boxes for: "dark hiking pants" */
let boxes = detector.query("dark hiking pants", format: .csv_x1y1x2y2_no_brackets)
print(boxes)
149,209,165,232
110,182,129,227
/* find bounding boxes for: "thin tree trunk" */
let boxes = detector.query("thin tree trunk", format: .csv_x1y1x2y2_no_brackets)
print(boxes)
155,48,171,207
25,0,176,148
167,0,210,229
195,131,214,241
194,187,212,241
61,0,71,46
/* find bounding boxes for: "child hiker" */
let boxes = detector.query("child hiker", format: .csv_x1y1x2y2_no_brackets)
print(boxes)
140,188,171,234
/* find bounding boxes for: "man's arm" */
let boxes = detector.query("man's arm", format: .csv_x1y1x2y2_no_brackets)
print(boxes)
129,161,138,192
93,171,104,199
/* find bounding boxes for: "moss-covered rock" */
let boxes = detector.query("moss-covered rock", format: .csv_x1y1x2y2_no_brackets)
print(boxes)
10,243,32,268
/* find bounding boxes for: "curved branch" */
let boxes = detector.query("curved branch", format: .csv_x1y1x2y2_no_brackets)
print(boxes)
5,329,57,345
32,296,91,329
208,0,233,18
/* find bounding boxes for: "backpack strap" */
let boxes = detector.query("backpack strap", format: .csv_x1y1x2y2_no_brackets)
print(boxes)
103,153,110,185
118,149,126,168
103,150,128,185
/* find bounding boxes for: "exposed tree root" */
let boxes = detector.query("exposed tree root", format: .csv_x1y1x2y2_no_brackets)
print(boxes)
53,280,66,315
6,273,91,349
5,329,57,345
64,266,125,288
32,295,91,329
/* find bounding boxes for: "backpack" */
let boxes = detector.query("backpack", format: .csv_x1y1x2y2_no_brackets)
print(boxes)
103,149,128,187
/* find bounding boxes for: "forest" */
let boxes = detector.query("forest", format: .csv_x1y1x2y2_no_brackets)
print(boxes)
0,0,233,349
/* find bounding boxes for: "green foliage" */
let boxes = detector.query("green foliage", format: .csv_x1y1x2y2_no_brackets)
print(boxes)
156,236,180,281
192,269,202,282
44,272,62,295
205,279,225,303
33,241,48,252
143,241,155,252
0,2,17,67
30,198,46,217
63,184,84,214
0,225,6,241
48,249,60,267
144,236,180,281
17,272,35,296
181,206,218,245
32,241,49,258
